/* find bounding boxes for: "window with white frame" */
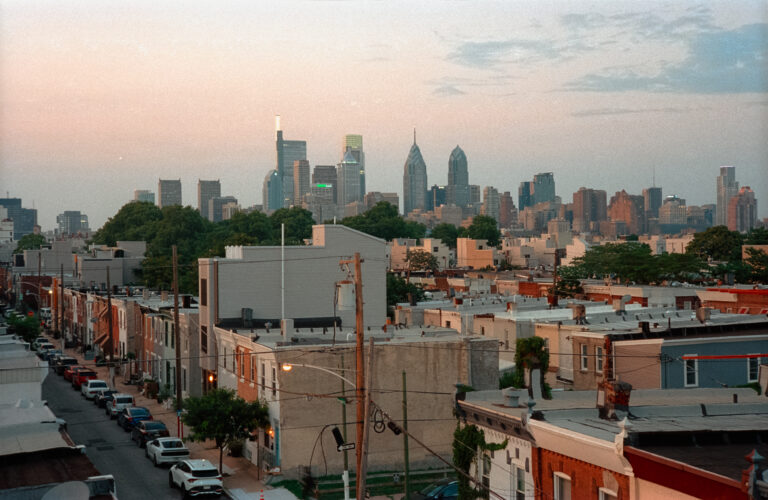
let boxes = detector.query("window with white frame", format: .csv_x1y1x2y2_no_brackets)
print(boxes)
553,472,571,500
271,365,277,397
684,354,698,387
260,362,266,395
580,344,589,371
748,355,760,383
514,466,525,500
595,346,604,373
250,355,255,382
599,487,618,500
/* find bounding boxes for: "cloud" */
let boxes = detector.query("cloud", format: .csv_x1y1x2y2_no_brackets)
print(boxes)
432,85,466,96
571,106,705,117
426,75,517,96
560,7,716,41
565,23,768,93
446,38,593,69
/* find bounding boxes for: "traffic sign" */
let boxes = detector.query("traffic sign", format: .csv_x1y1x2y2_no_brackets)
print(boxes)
337,443,355,452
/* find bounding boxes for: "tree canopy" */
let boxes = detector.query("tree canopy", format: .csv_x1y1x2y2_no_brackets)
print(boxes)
14,234,48,253
405,249,438,272
686,225,743,262
386,273,425,311
182,388,269,472
430,223,461,249
338,202,426,241
466,215,501,247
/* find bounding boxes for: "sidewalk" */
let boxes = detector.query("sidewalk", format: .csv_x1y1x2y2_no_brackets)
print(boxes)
57,341,297,500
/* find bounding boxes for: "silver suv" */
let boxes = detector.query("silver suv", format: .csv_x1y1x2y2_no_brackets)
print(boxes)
105,393,134,419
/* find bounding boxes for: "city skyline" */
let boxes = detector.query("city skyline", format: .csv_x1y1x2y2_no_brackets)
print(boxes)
1,1,766,230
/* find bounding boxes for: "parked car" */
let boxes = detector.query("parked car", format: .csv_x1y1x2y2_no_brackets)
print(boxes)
146,437,190,467
72,368,98,390
169,459,223,497
106,394,135,419
35,343,55,357
40,349,62,362
414,480,458,500
94,389,119,408
117,406,152,431
81,379,109,399
55,356,78,375
131,420,170,447
63,364,86,382
32,337,48,349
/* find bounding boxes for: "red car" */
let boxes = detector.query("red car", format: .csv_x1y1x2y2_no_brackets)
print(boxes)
72,368,98,390
63,365,86,382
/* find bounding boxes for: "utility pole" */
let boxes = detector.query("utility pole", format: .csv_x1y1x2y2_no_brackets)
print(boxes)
37,253,41,313
106,267,115,388
340,252,365,489
403,371,410,500
340,354,349,500
173,246,182,416
357,337,375,500
60,264,64,351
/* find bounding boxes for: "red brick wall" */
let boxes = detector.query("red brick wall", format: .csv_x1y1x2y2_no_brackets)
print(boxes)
537,448,630,500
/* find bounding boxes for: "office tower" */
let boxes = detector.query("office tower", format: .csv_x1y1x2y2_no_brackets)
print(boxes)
481,186,500,225
608,190,645,235
208,196,238,223
337,151,361,206
446,145,469,207
429,185,446,211
499,192,517,228
518,182,533,211
572,187,608,233
198,180,221,220
293,160,310,206
220,201,241,221
56,211,88,235
469,185,481,204
532,172,556,205
158,179,182,208
364,192,399,210
659,195,687,230
133,190,155,204
642,187,662,219
403,130,428,215
0,198,37,240
275,116,307,208
263,170,283,212
727,187,757,232
716,166,738,226
312,165,338,204
343,134,365,200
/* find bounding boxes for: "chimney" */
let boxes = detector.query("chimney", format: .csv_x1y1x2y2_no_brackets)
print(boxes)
613,295,631,313
161,290,168,302
142,289,149,301
182,295,191,308
597,380,632,420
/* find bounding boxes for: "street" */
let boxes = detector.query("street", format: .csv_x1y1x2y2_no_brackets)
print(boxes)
43,370,184,500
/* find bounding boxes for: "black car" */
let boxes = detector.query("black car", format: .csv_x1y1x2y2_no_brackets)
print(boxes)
131,421,170,447
94,390,119,408
414,480,458,500
54,356,78,375
117,407,153,431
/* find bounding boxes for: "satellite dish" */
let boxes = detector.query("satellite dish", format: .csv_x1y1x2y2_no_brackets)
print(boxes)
41,481,90,500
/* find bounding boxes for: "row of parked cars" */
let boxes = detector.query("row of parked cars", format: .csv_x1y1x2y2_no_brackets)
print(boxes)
42,336,225,498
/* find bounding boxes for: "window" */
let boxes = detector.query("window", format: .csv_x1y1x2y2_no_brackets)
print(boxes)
200,279,207,306
553,473,571,500
515,466,525,500
748,355,760,383
200,326,208,354
271,366,277,396
240,351,245,378
481,453,491,491
580,344,589,371
595,346,604,373
599,488,618,500
684,354,698,387
250,356,255,381
223,348,227,370
260,362,266,395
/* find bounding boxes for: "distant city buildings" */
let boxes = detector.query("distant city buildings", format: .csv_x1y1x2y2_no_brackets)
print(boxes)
608,190,645,235
209,196,238,223
56,210,89,236
197,179,221,220
157,179,182,208
728,186,758,233
716,166,738,226
293,160,310,206
343,134,365,201
337,150,361,206
133,190,155,204
403,131,428,215
481,186,500,224
275,116,307,209
446,146,469,208
0,197,37,240
572,187,607,233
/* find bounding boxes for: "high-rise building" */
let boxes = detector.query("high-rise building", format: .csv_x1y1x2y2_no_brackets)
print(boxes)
469,185,481,204
572,187,607,233
364,192,399,210
428,185,446,211
498,192,517,228
402,131,428,215
293,160,310,206
518,182,533,211
446,146,469,207
208,196,238,223
716,166,738,226
727,186,757,233
343,135,365,200
275,116,307,208
263,170,282,213
158,179,182,208
608,190,645,235
198,180,221,220
312,165,338,205
337,151,361,206
532,172,556,205
659,195,687,229
0,198,37,240
481,187,500,225
642,187,663,219
133,190,155,204
56,211,89,236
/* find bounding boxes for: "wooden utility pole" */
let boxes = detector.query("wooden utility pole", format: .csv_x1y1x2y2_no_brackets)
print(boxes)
106,266,113,359
37,253,41,312
60,264,64,350
357,337,375,500
173,246,182,413
403,371,410,500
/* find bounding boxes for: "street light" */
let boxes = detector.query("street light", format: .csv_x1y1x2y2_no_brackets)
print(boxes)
280,362,356,389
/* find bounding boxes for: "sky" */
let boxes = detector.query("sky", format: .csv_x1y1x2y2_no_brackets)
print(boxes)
1,0,767,231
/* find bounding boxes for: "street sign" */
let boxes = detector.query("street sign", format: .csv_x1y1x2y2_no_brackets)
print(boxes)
337,443,355,452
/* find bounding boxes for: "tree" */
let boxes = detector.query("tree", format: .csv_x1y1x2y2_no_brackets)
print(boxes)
14,234,47,253
270,207,315,244
182,388,269,472
430,223,460,249
514,337,550,399
745,248,768,283
686,226,743,262
91,201,163,246
466,215,501,247
386,273,425,311
553,265,584,298
405,249,438,273
745,228,768,245
7,314,41,344
339,202,426,241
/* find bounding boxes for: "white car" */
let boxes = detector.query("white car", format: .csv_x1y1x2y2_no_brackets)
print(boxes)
81,379,109,399
169,459,223,497
105,393,135,419
145,437,190,466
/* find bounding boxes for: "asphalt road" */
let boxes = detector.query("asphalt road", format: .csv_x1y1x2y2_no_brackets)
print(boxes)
43,370,184,500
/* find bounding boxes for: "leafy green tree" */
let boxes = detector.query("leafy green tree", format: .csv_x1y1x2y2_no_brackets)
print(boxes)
339,202,426,241
553,265,585,298
183,388,269,473
91,201,163,246
745,228,768,245
514,337,550,399
466,215,501,247
405,249,438,272
574,242,657,284
686,226,744,262
655,252,706,282
270,207,315,244
386,273,425,311
452,423,507,500
7,314,41,343
14,234,47,253
745,248,768,283
430,223,460,249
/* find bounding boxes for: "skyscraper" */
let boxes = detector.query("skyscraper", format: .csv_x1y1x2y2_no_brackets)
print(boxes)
608,190,644,235
532,172,556,205
343,134,365,201
158,179,182,208
642,186,663,219
312,165,338,204
0,198,37,240
208,196,238,223
481,186,500,225
293,160,310,206
446,146,469,207
198,179,221,220
727,186,757,233
716,166,738,226
133,190,155,204
572,187,607,233
275,116,307,208
56,211,89,235
428,185,446,211
263,170,282,212
518,182,533,211
402,131,428,215
498,192,517,228
337,150,361,206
